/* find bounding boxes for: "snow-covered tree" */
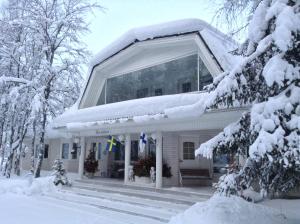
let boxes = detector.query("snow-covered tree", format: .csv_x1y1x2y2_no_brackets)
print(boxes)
0,0,101,178
52,159,70,186
196,0,300,197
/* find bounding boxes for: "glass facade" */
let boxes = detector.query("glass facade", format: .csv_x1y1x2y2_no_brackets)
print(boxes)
97,54,212,105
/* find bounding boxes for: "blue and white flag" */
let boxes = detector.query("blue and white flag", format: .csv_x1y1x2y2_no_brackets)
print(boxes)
139,132,147,153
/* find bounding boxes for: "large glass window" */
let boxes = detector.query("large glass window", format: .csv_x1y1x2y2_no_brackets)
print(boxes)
97,54,212,105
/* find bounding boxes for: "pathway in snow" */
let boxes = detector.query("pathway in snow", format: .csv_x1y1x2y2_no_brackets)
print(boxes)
42,178,212,224
0,175,212,224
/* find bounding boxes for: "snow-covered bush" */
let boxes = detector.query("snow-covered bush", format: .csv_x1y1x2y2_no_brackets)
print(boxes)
84,149,98,175
196,0,300,197
52,159,70,186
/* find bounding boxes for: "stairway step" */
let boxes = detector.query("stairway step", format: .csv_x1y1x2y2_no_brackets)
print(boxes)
64,187,189,212
71,182,205,205
45,191,170,223
75,178,212,199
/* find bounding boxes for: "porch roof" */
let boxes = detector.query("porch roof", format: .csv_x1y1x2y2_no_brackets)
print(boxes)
53,92,208,129
52,91,248,135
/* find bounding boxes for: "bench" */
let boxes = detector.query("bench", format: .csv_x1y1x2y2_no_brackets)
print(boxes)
179,169,211,186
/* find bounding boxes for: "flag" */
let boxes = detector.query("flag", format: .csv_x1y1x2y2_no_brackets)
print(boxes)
106,136,117,152
139,132,147,153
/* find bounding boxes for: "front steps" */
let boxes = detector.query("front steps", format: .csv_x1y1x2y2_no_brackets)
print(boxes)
46,178,212,224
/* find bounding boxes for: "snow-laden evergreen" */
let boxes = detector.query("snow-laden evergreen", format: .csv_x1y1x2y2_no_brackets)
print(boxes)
196,0,300,197
52,159,70,186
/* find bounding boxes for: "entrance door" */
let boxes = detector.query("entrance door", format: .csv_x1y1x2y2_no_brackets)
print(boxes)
179,136,201,169
86,137,106,176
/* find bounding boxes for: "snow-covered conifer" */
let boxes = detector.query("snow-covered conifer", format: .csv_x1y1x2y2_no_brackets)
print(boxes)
197,0,300,197
52,159,70,186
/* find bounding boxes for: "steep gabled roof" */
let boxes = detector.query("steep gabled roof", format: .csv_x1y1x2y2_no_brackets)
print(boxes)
89,18,237,72
77,19,239,108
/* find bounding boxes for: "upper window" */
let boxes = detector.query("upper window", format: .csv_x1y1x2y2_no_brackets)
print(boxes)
97,54,212,105
61,143,69,159
183,142,195,160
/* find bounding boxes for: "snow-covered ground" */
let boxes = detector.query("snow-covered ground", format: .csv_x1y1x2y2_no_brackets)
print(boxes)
0,173,299,224
169,195,300,224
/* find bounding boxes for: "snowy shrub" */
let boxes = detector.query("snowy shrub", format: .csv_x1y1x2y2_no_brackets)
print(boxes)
133,156,172,178
214,173,239,196
52,159,70,186
84,149,98,174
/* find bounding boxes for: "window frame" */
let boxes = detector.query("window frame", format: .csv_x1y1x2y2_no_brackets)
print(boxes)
97,53,213,105
71,143,78,160
183,142,195,160
44,144,49,159
61,143,70,160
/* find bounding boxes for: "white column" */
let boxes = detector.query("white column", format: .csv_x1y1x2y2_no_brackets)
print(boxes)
78,136,86,179
156,131,163,189
124,134,131,184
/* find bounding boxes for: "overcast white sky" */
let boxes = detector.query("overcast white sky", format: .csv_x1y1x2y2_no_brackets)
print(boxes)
84,0,221,56
0,0,236,75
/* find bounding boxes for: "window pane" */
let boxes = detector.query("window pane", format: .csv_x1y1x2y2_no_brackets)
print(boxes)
114,142,125,161
183,142,195,160
91,143,97,159
101,54,198,105
98,143,101,160
71,143,78,159
44,144,49,159
131,141,139,161
97,83,106,105
198,58,213,91
62,143,69,159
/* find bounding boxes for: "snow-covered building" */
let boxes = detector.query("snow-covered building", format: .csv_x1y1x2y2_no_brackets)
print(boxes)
23,19,247,188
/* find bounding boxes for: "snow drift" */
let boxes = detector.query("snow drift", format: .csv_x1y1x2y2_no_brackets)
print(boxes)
0,175,56,195
168,195,287,224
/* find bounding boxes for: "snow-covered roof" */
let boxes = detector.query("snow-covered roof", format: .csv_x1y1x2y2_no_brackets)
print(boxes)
89,18,237,74
51,19,240,132
53,92,208,129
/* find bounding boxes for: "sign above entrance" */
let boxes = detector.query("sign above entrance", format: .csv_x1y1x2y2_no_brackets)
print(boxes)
96,130,110,135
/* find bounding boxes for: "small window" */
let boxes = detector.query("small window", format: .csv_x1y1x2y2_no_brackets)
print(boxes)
131,141,139,161
154,88,162,96
114,142,125,161
147,138,156,157
97,143,102,160
136,88,148,98
91,143,97,159
71,143,78,159
182,82,191,93
61,143,69,159
183,142,195,160
44,144,49,159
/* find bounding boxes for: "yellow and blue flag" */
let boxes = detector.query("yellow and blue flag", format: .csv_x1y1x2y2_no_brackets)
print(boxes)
106,136,118,152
